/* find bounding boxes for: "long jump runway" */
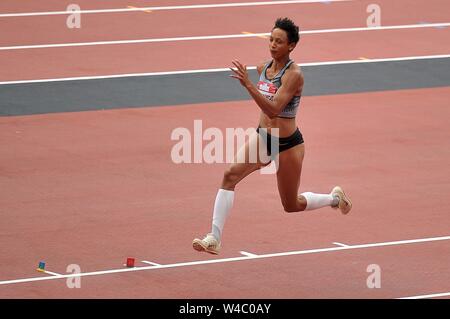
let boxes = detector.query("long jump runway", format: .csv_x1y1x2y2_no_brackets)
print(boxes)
0,0,449,299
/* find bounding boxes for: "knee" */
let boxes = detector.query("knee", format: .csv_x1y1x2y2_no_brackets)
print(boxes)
283,205,300,213
282,199,306,213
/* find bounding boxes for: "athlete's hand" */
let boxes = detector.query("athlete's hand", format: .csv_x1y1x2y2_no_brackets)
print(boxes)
229,60,252,88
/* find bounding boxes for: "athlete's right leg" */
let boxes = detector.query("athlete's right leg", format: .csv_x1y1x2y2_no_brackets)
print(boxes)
193,130,270,254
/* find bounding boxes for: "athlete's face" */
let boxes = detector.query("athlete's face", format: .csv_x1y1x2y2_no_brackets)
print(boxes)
269,28,296,59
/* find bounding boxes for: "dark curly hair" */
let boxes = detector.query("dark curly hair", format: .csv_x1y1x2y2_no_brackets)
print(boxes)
273,17,300,44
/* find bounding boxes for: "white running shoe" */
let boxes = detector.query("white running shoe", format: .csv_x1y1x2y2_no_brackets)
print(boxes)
192,233,221,255
331,186,352,215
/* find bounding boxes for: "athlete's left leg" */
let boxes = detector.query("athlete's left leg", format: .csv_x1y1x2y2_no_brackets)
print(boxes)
275,144,350,213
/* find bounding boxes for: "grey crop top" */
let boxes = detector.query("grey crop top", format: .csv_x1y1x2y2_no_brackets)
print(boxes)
257,59,301,118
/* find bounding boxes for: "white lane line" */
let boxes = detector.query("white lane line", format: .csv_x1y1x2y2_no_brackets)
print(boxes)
141,261,162,266
43,270,62,276
333,242,350,247
1,53,449,86
0,0,351,18
126,6,153,13
398,292,450,299
301,22,450,34
1,23,448,51
0,235,449,286
240,251,258,257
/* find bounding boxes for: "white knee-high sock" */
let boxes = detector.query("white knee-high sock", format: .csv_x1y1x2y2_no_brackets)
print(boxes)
211,189,234,241
300,192,338,211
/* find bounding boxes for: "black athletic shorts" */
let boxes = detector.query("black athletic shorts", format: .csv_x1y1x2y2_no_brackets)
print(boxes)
256,126,304,158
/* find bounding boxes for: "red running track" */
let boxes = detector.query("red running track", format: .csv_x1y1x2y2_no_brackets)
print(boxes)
0,0,449,299
0,87,449,298
0,0,450,81
1,0,449,45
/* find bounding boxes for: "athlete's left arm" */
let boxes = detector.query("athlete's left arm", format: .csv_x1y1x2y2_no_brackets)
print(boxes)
230,60,303,118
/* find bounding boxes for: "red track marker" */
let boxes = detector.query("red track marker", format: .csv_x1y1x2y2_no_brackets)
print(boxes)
126,257,135,268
